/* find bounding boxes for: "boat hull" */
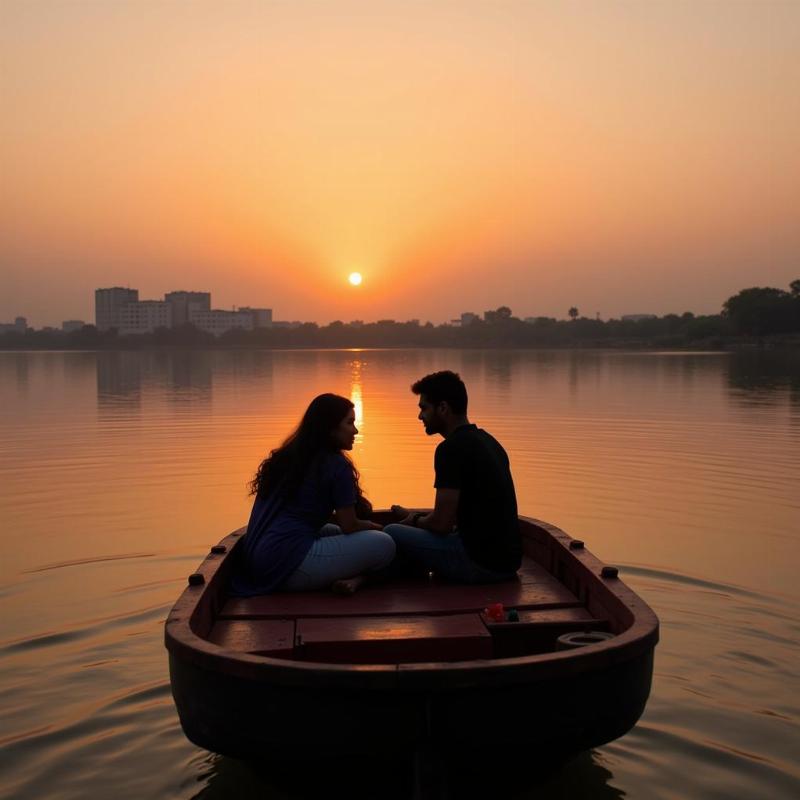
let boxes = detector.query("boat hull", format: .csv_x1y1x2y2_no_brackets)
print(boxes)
169,647,652,761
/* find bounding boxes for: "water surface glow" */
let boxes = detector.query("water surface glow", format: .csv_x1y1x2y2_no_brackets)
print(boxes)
0,349,798,798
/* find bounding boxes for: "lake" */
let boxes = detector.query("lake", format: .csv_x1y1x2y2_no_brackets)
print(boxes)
1,348,798,799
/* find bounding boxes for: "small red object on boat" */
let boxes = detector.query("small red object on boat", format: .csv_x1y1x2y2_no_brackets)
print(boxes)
485,602,505,622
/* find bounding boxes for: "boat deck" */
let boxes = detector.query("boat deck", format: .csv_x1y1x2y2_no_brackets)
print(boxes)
209,556,610,664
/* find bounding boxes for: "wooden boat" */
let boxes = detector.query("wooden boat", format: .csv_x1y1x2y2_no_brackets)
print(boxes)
165,513,658,769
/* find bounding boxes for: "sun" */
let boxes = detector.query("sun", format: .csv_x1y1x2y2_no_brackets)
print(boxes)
348,272,363,286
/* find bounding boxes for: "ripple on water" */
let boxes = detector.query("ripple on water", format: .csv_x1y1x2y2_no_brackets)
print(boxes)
1,349,799,799
0,602,171,655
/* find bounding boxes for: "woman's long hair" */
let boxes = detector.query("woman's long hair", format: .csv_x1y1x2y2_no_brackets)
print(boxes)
249,393,371,515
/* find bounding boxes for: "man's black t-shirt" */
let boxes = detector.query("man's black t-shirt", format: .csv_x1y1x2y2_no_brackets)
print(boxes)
434,424,521,573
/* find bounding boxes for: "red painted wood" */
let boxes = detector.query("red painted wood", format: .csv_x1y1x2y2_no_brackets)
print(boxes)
208,619,295,656
220,558,580,621
295,614,492,664
482,606,610,658
484,607,600,627
515,559,567,589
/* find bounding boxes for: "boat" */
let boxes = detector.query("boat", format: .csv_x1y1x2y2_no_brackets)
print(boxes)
165,512,658,773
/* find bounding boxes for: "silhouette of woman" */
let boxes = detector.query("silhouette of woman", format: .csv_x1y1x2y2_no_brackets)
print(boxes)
230,393,394,595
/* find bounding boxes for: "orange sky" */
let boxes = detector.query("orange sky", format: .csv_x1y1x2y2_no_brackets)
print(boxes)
1,0,798,327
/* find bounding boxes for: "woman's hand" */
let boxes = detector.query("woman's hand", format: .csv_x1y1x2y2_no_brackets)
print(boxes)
391,504,410,518
336,505,383,533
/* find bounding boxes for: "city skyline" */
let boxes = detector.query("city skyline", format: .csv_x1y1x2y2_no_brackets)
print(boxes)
0,279,749,332
2,1,798,328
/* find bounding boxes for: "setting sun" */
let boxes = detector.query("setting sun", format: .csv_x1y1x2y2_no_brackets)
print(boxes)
348,272,363,286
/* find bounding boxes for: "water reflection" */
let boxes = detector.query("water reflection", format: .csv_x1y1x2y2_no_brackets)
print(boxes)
217,350,274,388
2,348,799,800
96,352,142,413
161,351,212,403
95,351,216,413
350,358,364,436
484,350,514,399
725,350,800,408
189,749,624,799
14,352,29,394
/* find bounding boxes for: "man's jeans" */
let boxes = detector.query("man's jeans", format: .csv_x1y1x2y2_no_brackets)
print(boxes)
382,523,516,584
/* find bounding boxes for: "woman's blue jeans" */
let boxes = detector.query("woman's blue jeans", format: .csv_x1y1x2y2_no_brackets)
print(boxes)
282,524,396,591
382,523,516,584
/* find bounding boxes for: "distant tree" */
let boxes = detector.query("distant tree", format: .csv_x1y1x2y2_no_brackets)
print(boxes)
722,286,796,336
790,279,800,297
568,307,579,321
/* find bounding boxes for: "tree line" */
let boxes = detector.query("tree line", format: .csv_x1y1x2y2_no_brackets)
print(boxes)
3,280,798,350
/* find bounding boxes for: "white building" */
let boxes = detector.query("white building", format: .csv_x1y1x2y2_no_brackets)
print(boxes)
118,301,172,335
238,307,272,328
95,287,138,331
165,291,211,326
189,309,254,336
621,314,657,322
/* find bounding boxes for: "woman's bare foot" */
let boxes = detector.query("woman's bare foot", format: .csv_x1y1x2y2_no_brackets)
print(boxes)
331,575,367,595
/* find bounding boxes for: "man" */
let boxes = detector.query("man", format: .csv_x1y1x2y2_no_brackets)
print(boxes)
385,370,522,583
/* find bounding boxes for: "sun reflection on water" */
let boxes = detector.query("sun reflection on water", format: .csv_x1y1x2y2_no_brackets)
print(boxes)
350,359,364,443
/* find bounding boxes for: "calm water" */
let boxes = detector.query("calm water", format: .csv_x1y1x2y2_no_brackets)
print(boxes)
1,348,798,799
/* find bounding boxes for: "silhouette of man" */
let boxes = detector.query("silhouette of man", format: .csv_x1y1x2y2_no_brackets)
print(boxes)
386,370,521,583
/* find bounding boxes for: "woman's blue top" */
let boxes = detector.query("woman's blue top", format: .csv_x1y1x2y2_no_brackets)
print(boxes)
229,452,357,596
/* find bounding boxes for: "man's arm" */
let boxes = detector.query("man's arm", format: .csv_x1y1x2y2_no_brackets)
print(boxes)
412,488,459,534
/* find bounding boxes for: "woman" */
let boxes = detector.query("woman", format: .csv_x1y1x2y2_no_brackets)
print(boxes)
230,393,395,595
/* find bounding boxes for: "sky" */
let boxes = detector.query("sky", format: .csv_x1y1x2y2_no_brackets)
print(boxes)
1,0,798,327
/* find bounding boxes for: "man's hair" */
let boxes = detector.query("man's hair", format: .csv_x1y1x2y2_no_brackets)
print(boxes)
411,370,468,414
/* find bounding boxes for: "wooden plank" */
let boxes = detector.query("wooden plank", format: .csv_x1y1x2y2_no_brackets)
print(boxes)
515,559,563,588
295,614,492,664
485,607,600,627
220,579,579,620
484,606,610,659
208,619,295,657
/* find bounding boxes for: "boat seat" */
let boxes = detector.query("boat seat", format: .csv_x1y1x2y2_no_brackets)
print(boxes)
208,619,295,657
483,607,611,658
220,556,580,620
294,613,493,664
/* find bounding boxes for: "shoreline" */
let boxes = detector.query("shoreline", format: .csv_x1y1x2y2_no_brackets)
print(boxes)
2,336,799,353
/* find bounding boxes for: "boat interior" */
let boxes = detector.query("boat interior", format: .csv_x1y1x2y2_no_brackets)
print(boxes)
205,549,619,665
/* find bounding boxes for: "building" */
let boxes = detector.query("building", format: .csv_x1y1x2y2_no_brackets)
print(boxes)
95,287,138,331
0,316,27,334
189,309,255,336
621,314,657,322
93,287,274,336
165,291,211,326
238,307,273,328
118,300,172,335
62,320,86,332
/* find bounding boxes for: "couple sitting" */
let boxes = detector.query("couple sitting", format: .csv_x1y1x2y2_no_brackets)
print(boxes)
230,371,521,597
